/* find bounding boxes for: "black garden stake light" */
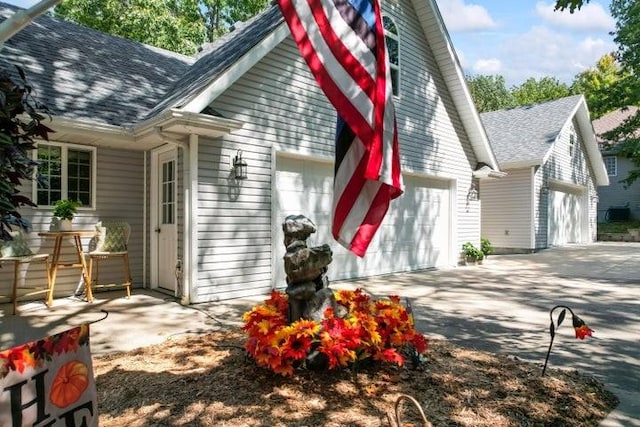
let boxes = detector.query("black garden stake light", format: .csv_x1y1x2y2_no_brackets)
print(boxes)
542,305,594,376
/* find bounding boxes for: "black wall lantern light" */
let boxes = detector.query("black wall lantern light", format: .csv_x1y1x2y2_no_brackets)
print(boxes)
233,150,248,180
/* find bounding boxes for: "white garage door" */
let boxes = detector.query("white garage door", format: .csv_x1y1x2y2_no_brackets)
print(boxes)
273,156,451,288
548,190,583,246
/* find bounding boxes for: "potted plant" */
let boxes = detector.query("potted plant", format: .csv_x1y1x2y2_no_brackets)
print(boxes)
480,237,494,259
462,242,483,265
53,199,81,231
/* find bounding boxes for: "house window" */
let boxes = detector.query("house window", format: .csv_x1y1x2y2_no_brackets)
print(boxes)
383,15,399,96
569,132,576,158
34,143,96,207
604,155,617,176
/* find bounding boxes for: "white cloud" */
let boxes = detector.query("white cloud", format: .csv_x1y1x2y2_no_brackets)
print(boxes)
437,0,498,32
472,58,502,74
501,26,616,85
535,1,615,31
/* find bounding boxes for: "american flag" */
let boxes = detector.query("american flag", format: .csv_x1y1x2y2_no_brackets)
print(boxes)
278,0,403,257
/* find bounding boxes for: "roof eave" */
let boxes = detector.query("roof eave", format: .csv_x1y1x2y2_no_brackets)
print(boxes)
499,159,542,169
574,98,609,186
412,0,500,172
134,109,244,140
179,21,290,113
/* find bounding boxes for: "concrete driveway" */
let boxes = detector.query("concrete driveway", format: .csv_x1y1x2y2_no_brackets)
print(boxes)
1,242,638,426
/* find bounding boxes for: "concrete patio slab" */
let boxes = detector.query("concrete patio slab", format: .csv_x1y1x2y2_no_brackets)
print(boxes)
1,241,638,426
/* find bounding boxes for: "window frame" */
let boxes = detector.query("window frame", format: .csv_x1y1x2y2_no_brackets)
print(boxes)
33,141,97,209
569,132,576,158
383,14,400,97
604,155,617,177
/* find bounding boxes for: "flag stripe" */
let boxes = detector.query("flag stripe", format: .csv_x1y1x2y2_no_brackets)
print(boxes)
310,0,376,92
334,0,376,50
281,0,375,139
278,0,403,257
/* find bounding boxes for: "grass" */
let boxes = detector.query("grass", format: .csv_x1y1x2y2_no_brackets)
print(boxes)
597,220,640,234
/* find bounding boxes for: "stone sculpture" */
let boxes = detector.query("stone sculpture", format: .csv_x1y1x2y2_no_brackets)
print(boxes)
282,215,343,323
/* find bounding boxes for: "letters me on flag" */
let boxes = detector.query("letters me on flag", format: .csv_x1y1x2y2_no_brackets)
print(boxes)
0,325,98,427
278,0,403,257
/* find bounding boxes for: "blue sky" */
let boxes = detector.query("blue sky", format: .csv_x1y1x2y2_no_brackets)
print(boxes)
5,0,617,87
434,0,616,86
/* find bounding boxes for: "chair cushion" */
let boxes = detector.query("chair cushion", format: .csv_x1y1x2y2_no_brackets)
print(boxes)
94,222,129,252
0,231,34,258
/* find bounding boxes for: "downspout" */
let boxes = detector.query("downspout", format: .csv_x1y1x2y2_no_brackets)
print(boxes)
188,134,198,305
143,152,147,288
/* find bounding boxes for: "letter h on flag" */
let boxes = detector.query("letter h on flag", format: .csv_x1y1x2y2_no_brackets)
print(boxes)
278,0,403,257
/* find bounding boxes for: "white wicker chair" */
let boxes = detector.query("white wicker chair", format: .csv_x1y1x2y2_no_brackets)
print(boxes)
87,221,132,301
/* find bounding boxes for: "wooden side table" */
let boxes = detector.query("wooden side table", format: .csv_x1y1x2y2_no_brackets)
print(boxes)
38,230,97,304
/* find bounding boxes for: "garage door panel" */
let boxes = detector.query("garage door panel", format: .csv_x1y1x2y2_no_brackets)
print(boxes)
549,190,582,246
274,157,450,287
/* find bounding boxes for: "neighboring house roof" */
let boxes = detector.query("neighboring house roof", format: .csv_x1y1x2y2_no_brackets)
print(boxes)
0,0,500,172
0,2,193,126
592,106,639,146
480,94,608,185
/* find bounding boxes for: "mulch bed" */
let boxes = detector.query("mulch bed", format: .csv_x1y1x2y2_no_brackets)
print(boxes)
93,330,618,426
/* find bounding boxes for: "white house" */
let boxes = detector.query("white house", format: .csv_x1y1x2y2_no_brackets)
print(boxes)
0,0,501,306
480,95,608,253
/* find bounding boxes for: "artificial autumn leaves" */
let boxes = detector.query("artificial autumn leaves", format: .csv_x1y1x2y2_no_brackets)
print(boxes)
243,289,428,376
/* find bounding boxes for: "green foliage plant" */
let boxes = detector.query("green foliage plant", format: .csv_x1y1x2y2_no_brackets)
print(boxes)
0,66,52,241
462,242,483,261
480,237,493,257
52,199,81,221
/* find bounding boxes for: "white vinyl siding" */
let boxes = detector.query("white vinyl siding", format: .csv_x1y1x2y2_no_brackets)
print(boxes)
194,137,273,301
192,0,479,300
541,118,596,244
274,156,451,288
480,168,534,249
0,146,145,300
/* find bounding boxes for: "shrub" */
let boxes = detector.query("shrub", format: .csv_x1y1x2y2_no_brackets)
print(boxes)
462,242,483,260
0,66,52,241
480,237,493,257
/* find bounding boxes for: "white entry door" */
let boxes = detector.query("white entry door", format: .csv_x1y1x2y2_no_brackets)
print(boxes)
273,156,451,288
154,148,178,292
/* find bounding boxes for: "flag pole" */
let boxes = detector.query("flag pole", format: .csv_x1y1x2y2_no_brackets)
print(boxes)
0,0,63,48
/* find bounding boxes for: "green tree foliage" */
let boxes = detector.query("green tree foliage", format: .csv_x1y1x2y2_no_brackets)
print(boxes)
53,0,270,55
0,67,52,241
571,53,626,119
554,0,590,12
592,0,640,186
511,77,572,106
465,74,516,113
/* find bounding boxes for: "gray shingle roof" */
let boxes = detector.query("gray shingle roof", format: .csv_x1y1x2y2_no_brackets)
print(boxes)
592,106,639,144
0,2,285,126
0,3,194,125
144,5,284,119
0,2,194,126
480,95,584,166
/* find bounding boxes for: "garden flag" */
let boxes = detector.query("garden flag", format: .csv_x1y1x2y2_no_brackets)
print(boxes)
0,325,98,427
278,0,403,257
